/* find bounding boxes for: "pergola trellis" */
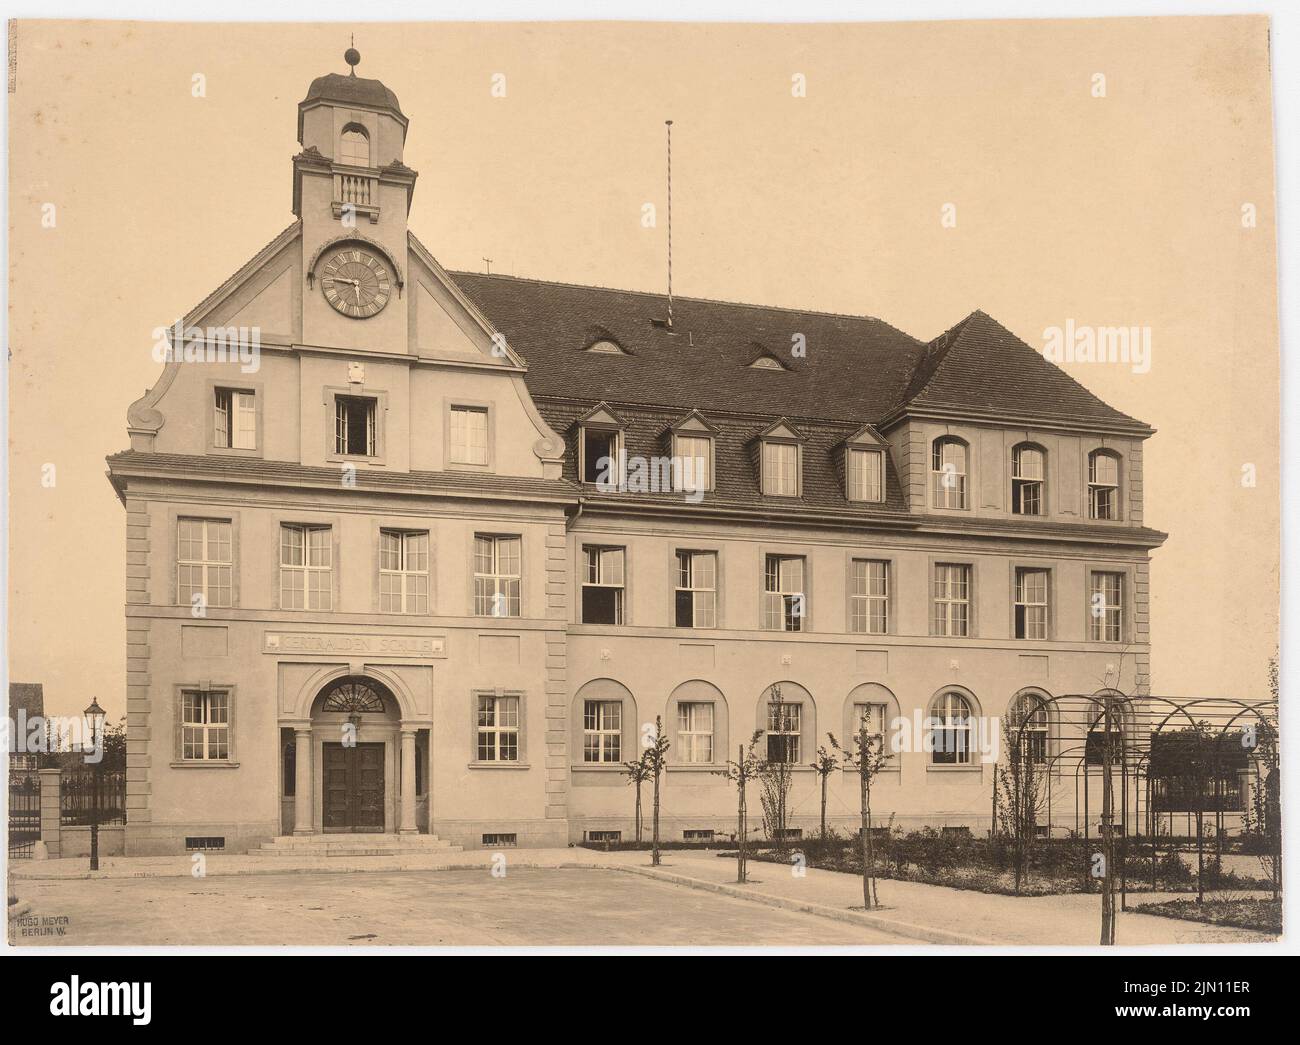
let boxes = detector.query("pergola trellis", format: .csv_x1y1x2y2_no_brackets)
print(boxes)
1001,690,1279,941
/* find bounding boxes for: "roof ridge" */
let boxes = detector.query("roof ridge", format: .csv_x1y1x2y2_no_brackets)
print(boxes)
447,269,923,339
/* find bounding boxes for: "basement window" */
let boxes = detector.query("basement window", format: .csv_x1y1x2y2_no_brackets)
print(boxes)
683,829,715,842
185,836,226,851
585,830,622,844
482,833,517,848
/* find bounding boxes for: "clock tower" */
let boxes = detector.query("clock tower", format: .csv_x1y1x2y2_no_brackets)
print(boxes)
293,49,418,352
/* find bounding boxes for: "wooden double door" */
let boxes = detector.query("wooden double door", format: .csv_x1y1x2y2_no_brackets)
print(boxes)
322,742,385,832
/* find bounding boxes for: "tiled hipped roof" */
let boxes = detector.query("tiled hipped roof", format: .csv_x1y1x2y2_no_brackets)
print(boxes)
450,272,1151,433
539,401,910,514
450,272,925,422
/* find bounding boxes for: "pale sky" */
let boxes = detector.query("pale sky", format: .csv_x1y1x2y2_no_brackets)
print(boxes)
7,17,1278,719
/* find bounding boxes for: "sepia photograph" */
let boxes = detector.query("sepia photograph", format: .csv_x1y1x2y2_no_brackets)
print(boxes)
1,0,1295,999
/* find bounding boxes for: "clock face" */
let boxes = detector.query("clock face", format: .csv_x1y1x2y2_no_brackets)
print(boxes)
320,247,392,318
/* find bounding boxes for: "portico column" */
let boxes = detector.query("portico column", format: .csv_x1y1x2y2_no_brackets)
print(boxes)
293,728,313,836
399,728,418,835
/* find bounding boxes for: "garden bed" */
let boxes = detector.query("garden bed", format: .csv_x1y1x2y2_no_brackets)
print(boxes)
727,830,1275,897
1132,898,1281,935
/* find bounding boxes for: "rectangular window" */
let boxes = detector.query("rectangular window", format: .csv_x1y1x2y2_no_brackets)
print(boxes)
932,563,971,637
177,518,233,608
449,405,489,466
334,395,376,456
766,701,802,763
1014,567,1049,640
473,535,522,617
582,428,621,485
180,689,230,761
850,559,889,634
847,448,885,502
214,388,256,450
683,829,715,842
762,442,800,496
675,551,717,628
581,546,625,624
476,693,520,762
482,833,518,847
677,702,715,764
1090,572,1124,641
280,524,332,610
583,700,622,763
763,554,806,631
379,530,429,614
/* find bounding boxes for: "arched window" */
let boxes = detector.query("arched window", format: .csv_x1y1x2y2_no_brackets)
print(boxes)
844,683,901,766
1088,450,1120,520
339,125,370,167
572,679,636,765
669,680,727,765
1085,697,1126,765
1011,444,1045,515
1008,691,1050,766
929,691,974,765
757,682,814,765
321,679,387,714
931,437,968,509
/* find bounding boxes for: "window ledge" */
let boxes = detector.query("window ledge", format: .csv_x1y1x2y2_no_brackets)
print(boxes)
467,762,531,770
926,764,982,774
170,760,241,769
571,764,628,773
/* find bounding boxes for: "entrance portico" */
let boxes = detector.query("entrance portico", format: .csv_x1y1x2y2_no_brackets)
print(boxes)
284,674,430,836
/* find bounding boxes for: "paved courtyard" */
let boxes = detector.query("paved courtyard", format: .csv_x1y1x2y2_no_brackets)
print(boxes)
10,867,909,947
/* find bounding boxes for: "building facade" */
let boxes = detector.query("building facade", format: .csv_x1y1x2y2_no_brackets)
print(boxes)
107,59,1165,854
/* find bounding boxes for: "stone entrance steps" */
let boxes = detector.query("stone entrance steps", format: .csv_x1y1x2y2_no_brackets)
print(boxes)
250,833,462,858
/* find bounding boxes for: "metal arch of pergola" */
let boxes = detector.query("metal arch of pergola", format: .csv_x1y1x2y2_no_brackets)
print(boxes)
1001,690,1278,938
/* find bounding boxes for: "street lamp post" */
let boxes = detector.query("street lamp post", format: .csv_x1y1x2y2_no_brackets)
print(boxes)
84,698,106,871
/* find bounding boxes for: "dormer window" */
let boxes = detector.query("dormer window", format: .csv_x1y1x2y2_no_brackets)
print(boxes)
931,437,968,509
750,356,786,371
847,448,885,503
758,419,805,497
669,410,718,495
674,435,712,493
1011,444,1046,515
339,125,370,167
586,339,626,355
578,404,626,489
